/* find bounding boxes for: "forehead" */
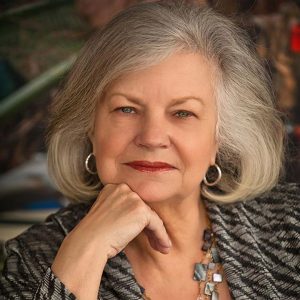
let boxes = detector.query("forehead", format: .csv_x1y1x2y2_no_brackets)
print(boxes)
103,52,216,106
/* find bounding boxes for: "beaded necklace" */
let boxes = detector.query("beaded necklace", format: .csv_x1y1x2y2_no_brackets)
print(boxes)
141,227,223,300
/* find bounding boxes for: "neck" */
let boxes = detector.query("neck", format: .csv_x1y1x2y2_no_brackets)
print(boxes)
124,187,211,271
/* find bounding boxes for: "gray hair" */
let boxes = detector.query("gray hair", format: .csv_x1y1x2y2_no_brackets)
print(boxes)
47,1,286,203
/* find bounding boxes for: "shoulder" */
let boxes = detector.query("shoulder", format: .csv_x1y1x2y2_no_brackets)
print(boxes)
14,200,93,242
226,182,300,250
0,202,93,298
208,183,300,298
4,201,93,269
206,182,299,242
212,181,300,218
240,182,300,222
247,181,300,206
237,182,300,274
208,182,300,263
43,200,94,235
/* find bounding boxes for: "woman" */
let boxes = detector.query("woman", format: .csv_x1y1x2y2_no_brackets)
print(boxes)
1,1,299,300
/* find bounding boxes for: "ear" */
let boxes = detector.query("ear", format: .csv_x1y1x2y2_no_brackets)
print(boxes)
209,119,219,165
88,129,96,154
209,141,218,166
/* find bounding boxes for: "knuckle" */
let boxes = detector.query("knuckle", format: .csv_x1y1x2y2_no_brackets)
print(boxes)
132,201,147,215
138,209,150,226
140,214,149,227
155,214,162,223
129,191,140,199
90,195,102,209
102,183,114,191
117,183,130,192
151,210,164,227
158,218,164,227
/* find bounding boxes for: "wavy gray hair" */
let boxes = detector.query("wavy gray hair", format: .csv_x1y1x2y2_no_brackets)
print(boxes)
47,1,285,203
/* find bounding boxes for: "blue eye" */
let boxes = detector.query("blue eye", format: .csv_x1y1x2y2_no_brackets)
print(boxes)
117,107,136,114
175,110,194,118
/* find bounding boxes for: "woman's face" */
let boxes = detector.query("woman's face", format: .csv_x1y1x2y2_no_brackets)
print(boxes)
91,52,218,203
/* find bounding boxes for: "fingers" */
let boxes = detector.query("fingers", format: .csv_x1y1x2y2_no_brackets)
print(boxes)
91,182,172,255
145,228,172,254
90,183,125,211
144,209,172,253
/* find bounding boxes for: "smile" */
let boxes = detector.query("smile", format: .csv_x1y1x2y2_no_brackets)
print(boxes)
124,161,176,173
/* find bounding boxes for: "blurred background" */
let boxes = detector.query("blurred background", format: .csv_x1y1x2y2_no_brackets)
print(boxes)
0,0,299,270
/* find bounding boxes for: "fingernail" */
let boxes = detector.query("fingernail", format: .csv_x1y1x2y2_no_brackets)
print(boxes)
160,241,171,248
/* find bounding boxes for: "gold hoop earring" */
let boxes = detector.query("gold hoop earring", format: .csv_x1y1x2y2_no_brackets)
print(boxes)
203,164,222,186
85,153,98,175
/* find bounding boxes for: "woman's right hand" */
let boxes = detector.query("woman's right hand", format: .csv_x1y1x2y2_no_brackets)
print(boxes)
51,183,172,299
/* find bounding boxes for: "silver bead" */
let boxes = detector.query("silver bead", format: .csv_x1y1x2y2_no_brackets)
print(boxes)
213,273,223,283
193,263,208,281
212,291,219,300
211,247,221,263
208,262,216,270
204,282,215,295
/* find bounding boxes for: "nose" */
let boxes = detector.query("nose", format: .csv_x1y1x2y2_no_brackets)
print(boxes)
134,113,171,149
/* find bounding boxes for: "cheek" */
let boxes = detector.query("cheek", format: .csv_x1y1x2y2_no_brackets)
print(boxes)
180,131,216,172
94,136,121,183
93,124,135,182
94,133,123,162
93,117,131,155
186,121,215,147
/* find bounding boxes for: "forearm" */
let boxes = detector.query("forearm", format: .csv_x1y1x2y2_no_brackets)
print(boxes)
51,238,108,300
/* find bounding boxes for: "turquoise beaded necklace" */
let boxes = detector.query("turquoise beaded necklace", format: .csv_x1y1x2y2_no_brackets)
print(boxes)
142,227,224,300
194,228,223,300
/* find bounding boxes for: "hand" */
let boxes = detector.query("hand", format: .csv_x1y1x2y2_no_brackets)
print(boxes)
51,183,171,299
87,183,172,258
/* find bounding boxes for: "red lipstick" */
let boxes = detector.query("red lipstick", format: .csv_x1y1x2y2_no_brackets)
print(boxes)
124,161,175,172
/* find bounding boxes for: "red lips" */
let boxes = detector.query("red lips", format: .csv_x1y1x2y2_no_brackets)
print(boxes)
124,161,175,172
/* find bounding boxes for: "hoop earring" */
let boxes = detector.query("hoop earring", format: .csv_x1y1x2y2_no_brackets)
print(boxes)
203,164,222,186
85,153,98,175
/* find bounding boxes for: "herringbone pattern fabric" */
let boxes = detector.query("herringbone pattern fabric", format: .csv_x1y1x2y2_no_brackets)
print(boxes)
0,182,299,299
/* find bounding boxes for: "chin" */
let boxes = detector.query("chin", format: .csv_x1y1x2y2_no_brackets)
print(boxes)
100,172,180,202
125,179,175,203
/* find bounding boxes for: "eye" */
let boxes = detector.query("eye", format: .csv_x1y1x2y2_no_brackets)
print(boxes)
115,106,136,114
174,110,195,118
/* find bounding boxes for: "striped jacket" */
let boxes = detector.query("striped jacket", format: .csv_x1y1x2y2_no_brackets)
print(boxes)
0,182,299,299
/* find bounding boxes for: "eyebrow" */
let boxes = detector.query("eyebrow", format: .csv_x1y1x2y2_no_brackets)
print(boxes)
108,92,204,106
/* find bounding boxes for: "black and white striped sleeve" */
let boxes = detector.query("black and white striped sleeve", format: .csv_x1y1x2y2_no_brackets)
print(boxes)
0,212,78,299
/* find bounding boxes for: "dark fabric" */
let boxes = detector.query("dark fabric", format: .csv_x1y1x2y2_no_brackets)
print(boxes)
0,182,299,299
